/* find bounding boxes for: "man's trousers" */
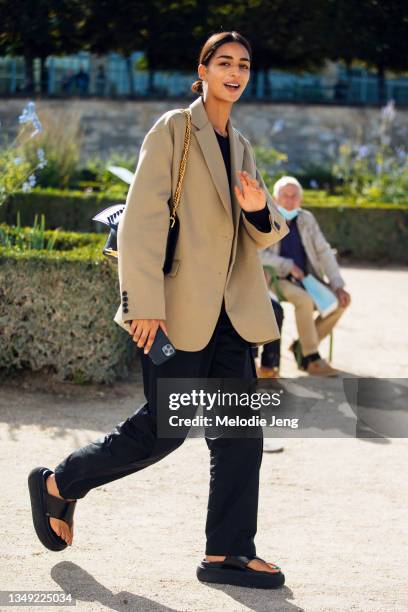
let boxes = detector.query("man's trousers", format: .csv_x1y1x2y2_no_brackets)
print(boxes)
252,297,284,368
54,299,263,556
278,278,347,356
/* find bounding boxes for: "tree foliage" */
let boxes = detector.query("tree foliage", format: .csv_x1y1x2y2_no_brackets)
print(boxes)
0,0,407,98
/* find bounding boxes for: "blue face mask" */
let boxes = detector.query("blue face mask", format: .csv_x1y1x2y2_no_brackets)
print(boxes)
277,205,300,221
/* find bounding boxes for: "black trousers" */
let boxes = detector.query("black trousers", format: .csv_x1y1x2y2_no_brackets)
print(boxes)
54,299,263,556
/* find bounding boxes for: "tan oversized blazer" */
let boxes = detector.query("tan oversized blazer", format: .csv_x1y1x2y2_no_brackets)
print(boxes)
114,95,289,350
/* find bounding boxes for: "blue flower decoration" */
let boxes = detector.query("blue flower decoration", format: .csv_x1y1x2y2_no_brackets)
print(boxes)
18,101,43,133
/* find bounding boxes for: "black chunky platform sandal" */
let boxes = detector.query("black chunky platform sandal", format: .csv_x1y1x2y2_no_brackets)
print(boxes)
28,466,77,551
196,554,285,589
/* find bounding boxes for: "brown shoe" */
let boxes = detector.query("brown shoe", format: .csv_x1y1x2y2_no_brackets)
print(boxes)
256,365,280,378
306,358,339,377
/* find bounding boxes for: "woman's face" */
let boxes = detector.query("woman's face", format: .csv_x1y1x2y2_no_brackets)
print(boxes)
198,41,251,102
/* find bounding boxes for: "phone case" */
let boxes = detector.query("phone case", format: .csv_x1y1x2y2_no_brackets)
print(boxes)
147,326,177,365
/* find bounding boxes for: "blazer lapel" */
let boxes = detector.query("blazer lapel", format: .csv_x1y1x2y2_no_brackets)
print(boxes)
189,96,244,228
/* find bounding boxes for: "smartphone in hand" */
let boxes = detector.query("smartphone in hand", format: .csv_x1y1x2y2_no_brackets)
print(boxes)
145,326,177,366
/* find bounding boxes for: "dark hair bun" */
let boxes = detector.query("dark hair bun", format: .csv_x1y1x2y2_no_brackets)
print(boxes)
191,79,203,94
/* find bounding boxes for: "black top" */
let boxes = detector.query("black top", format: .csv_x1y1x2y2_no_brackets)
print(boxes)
213,128,271,232
214,129,232,190
280,215,307,274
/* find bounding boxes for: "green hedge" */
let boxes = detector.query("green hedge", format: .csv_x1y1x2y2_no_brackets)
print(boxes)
1,189,408,263
0,224,104,252
0,189,120,232
0,236,137,384
302,204,408,263
302,190,408,208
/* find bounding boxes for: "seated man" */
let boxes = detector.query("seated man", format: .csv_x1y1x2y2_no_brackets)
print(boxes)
260,176,351,377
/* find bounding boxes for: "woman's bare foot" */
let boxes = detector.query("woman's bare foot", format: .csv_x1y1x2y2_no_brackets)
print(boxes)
205,554,280,573
45,474,76,546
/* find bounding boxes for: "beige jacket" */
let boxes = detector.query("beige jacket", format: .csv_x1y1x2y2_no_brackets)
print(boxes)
260,208,345,291
114,95,289,350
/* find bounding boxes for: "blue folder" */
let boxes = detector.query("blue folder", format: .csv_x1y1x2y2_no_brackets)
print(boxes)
301,274,338,318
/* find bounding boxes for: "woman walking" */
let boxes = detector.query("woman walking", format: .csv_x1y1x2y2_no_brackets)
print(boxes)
28,30,289,589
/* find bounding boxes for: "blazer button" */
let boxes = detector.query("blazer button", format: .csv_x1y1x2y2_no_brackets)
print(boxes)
122,290,128,296
123,306,129,313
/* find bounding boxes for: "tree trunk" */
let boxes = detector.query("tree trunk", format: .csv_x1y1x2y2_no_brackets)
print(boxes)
24,53,34,93
263,69,271,99
147,67,155,96
250,68,258,98
377,63,386,105
40,57,48,95
345,59,353,103
126,56,135,97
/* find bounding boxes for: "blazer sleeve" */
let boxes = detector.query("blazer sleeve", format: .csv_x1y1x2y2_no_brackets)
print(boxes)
241,141,289,248
117,126,173,323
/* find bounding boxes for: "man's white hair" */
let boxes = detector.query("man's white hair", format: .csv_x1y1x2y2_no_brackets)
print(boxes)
273,176,303,200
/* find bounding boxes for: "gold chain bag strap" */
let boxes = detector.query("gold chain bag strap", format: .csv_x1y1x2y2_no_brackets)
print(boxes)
162,107,192,274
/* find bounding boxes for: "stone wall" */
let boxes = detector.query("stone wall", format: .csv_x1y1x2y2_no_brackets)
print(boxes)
2,97,408,171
